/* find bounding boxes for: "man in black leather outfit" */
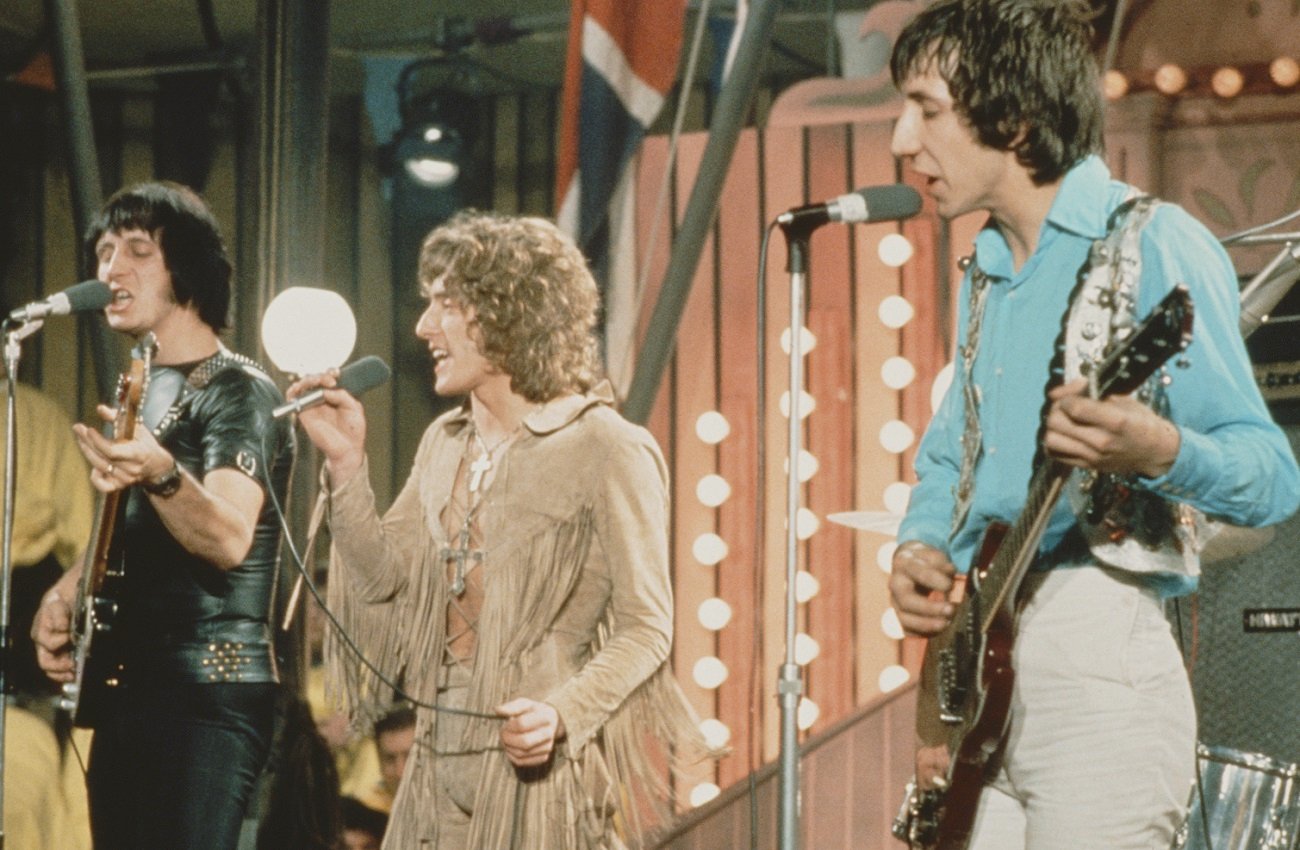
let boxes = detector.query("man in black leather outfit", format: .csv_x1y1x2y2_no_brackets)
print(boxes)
32,181,294,850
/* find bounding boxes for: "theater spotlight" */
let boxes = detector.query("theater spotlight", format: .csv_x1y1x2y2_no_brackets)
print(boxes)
395,121,463,189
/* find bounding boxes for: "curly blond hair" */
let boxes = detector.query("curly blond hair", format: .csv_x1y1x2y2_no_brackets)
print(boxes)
417,211,603,402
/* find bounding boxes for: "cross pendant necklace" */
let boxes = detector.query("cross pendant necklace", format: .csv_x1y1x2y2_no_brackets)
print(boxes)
442,524,482,597
468,454,491,493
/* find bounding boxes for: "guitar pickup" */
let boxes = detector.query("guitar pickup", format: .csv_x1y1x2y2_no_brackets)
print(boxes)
91,598,118,632
938,648,966,724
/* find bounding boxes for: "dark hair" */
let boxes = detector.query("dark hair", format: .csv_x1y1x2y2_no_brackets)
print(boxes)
418,211,602,403
340,796,388,839
890,0,1104,185
83,181,233,331
373,703,416,737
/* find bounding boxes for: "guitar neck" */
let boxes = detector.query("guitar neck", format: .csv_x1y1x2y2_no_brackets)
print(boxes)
976,459,1070,632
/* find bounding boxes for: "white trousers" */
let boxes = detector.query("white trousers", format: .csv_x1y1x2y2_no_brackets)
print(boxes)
967,565,1197,850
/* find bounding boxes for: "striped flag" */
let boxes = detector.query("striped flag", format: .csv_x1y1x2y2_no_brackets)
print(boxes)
556,0,686,392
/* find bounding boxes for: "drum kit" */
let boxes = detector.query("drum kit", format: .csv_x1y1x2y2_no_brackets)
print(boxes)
1173,745,1300,850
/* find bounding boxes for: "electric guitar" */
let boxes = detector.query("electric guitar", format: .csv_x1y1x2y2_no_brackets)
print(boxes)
893,286,1194,850
61,334,156,728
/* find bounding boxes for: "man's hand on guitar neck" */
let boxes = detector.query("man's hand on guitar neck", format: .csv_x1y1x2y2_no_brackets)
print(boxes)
889,541,959,636
1044,378,1181,478
31,565,81,684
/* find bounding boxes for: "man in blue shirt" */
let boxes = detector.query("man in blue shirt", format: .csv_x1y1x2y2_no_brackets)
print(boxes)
886,2,1300,849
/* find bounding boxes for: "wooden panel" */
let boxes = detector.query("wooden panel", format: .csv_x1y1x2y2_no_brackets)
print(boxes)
803,123,857,731
850,121,909,705
713,128,764,788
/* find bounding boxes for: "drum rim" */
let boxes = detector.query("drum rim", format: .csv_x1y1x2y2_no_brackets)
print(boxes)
1196,742,1300,778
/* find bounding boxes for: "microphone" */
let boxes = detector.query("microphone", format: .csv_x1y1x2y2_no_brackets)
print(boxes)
272,355,392,419
1239,240,1300,338
777,184,923,230
8,280,112,323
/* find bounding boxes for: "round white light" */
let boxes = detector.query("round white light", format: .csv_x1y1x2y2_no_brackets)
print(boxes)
877,233,915,267
1211,66,1244,98
785,449,820,483
699,718,732,749
404,157,460,188
881,356,917,390
695,411,731,444
261,287,357,376
880,420,916,454
795,508,820,540
797,697,820,730
690,782,721,807
881,608,905,640
780,326,818,356
883,482,912,515
795,632,821,665
930,362,955,413
692,533,729,566
795,570,821,603
1271,56,1300,88
878,664,911,693
697,474,732,508
1153,63,1188,95
877,541,898,573
1103,69,1129,100
693,656,729,689
779,390,817,419
878,295,915,329
698,597,733,631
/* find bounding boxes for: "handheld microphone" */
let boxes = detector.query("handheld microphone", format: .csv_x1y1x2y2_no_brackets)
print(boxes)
777,184,923,231
7,280,112,323
272,355,392,419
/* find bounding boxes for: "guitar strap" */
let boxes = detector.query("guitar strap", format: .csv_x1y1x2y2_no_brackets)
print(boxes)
146,344,268,442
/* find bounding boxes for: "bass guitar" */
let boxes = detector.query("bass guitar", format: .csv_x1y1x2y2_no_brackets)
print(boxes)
60,334,155,728
893,286,1194,850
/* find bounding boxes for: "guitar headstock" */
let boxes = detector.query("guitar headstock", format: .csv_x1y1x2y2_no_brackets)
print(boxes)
115,332,158,440
1095,285,1193,398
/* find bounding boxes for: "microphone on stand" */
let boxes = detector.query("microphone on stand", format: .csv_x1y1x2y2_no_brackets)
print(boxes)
1239,240,1300,338
7,280,112,323
777,184,923,231
272,355,392,419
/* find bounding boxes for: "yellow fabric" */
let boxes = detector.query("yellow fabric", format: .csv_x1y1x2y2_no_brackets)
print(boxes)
3,706,91,850
305,665,385,809
324,384,716,849
0,383,94,569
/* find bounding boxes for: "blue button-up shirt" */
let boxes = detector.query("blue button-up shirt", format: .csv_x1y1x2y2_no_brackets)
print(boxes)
898,155,1300,594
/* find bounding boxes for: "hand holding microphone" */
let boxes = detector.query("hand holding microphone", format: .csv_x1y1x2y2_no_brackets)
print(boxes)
282,355,391,485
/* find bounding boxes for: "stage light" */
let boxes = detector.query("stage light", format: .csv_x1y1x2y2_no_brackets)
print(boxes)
881,355,917,390
784,449,819,483
697,474,732,508
795,570,820,603
879,665,910,693
1153,63,1188,95
699,719,731,749
261,287,357,376
878,295,915,329
880,419,916,454
877,541,897,573
693,656,729,689
1270,57,1299,88
690,782,721,807
878,233,914,267
695,411,731,444
780,326,817,356
692,533,728,566
1211,66,1244,99
698,597,733,631
1103,69,1130,100
883,482,912,515
797,697,820,730
395,122,463,188
794,633,821,665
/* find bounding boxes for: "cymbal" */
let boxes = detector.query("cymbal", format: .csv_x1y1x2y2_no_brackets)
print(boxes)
827,510,902,535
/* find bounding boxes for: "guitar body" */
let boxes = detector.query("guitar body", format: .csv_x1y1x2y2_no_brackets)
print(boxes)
61,338,154,728
894,286,1195,850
